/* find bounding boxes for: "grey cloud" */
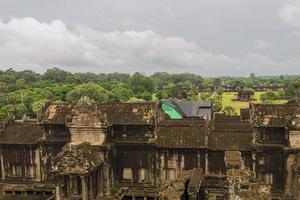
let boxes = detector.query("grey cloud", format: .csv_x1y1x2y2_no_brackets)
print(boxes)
255,40,271,50
0,17,298,76
279,0,300,27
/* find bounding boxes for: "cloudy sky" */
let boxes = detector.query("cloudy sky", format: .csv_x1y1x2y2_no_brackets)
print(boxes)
0,0,299,76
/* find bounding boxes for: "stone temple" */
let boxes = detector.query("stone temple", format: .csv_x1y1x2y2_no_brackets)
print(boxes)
0,97,300,200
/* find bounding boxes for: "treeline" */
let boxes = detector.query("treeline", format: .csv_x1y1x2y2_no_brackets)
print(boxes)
0,68,299,119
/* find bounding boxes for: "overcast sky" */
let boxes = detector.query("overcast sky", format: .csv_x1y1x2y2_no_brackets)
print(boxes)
0,0,299,76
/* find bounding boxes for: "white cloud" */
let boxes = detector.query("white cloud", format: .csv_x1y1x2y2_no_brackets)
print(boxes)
0,17,297,76
288,31,300,37
279,0,300,27
0,17,240,75
238,53,298,75
255,40,271,49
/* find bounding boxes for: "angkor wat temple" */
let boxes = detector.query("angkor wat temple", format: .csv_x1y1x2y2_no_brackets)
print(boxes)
0,97,300,200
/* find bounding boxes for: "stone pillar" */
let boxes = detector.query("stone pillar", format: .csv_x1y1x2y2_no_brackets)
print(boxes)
69,175,74,196
103,164,110,195
205,151,208,174
175,153,179,180
98,167,103,197
284,153,295,198
65,176,71,199
147,150,152,184
89,173,94,199
159,153,164,184
0,148,5,180
35,148,42,181
56,176,62,200
73,175,78,195
252,151,256,176
81,175,88,200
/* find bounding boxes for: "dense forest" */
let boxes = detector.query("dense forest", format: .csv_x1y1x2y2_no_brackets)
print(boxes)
0,68,299,119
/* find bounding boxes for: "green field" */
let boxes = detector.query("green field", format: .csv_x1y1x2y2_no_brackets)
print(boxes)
129,91,288,115
222,91,288,114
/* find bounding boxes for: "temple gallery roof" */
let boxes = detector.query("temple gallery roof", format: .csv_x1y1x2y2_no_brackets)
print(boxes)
208,131,253,151
156,118,207,148
38,103,74,125
213,114,251,132
208,114,253,151
98,102,157,125
38,101,157,125
0,120,45,145
250,103,300,128
52,142,104,174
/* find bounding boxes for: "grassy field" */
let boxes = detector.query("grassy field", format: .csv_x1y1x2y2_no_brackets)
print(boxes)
128,91,288,115
222,92,249,112
222,91,288,114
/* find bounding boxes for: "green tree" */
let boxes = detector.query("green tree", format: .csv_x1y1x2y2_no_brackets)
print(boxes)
160,83,177,99
138,91,152,101
32,99,48,114
210,95,223,113
222,106,237,116
111,83,133,102
216,87,225,95
43,67,71,83
250,73,255,79
66,83,110,103
16,78,27,90
277,90,285,99
199,92,210,101
260,90,280,102
293,80,300,97
16,78,27,106
129,73,154,95
0,82,8,93
0,104,26,119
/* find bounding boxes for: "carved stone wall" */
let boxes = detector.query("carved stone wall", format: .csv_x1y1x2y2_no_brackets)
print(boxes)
290,131,300,148
67,97,107,145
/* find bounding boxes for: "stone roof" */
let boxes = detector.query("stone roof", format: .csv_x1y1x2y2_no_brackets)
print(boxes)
156,118,207,148
208,131,253,151
210,111,254,152
38,103,74,124
250,103,300,128
0,120,45,145
98,102,157,125
52,143,104,174
213,114,251,132
38,101,158,126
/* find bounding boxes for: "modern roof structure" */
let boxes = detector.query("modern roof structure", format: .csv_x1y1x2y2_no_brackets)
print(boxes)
161,99,212,120
161,102,183,119
170,99,212,119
